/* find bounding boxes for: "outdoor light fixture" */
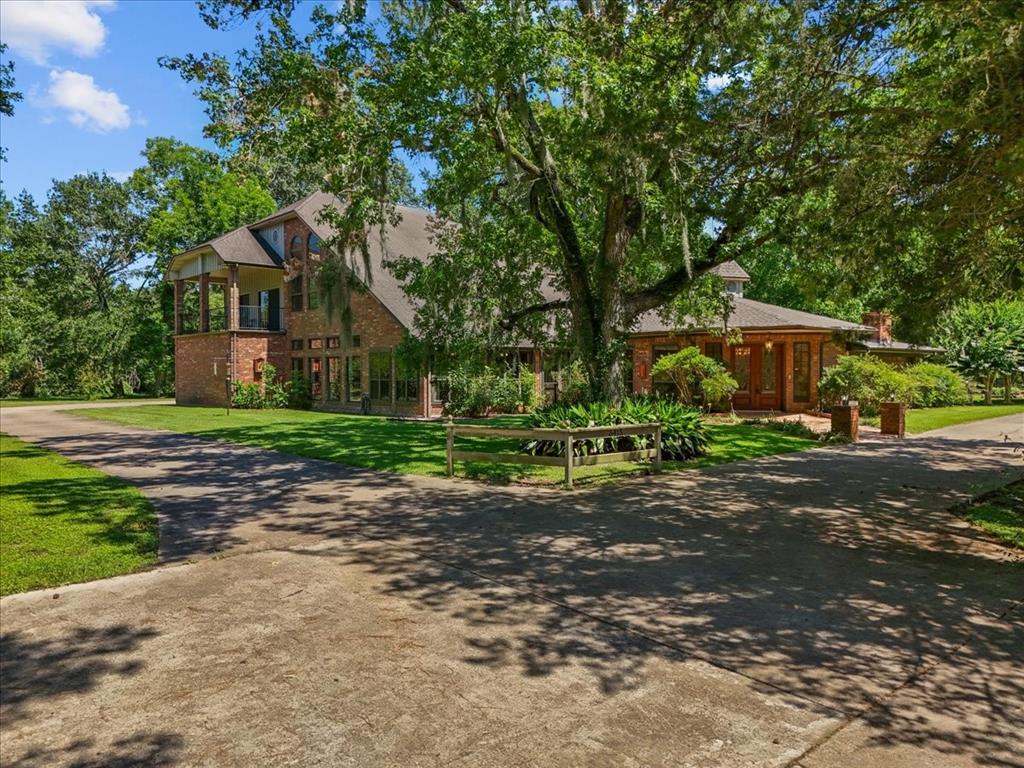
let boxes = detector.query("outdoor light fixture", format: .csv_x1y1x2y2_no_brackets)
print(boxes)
764,340,773,352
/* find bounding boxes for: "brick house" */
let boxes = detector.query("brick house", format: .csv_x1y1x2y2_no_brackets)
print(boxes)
167,192,937,415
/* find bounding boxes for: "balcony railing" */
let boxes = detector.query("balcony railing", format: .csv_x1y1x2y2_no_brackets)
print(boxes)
239,304,281,331
177,306,280,334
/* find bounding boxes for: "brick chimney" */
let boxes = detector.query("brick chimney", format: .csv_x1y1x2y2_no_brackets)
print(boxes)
862,311,893,343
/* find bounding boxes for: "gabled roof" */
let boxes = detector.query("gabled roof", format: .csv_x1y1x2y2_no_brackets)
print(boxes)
635,296,874,335
274,193,435,330
168,225,283,273
708,260,750,281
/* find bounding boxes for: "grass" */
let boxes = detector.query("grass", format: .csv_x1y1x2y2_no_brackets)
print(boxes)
70,405,818,486
862,403,1024,433
0,396,158,408
960,480,1024,549
0,434,159,596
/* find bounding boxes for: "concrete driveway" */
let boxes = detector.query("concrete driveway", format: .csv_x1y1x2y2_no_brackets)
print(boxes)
1,406,1022,767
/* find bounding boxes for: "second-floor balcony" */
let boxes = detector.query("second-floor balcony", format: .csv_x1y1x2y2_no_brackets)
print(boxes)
179,305,281,334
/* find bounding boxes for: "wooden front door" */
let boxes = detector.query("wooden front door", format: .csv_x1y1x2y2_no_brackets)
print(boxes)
730,343,783,411
731,345,756,409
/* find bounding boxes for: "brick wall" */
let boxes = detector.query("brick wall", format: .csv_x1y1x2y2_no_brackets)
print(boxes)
280,217,428,416
175,333,231,406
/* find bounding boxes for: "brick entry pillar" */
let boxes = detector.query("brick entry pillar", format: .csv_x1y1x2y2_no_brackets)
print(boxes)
880,402,906,438
199,272,210,332
831,404,859,442
173,279,185,335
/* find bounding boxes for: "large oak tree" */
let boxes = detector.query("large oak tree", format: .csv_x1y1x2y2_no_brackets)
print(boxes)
167,0,993,398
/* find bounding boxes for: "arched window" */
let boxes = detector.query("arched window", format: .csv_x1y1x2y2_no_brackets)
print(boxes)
289,235,304,261
307,233,321,255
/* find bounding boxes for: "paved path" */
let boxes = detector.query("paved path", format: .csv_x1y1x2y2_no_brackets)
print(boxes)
1,406,1022,767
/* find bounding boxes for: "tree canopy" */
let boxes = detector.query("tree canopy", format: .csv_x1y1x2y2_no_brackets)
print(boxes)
165,0,1021,396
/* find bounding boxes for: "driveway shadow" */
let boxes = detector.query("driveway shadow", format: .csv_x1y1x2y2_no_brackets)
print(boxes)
17,423,1024,766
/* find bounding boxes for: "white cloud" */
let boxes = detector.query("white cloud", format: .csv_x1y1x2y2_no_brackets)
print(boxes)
0,1,115,65
47,69,131,132
704,73,734,92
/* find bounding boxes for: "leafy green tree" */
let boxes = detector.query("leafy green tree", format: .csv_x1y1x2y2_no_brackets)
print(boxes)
130,137,277,273
0,43,22,161
934,300,1024,404
165,0,907,400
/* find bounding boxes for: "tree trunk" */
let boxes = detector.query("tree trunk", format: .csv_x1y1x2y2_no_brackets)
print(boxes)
984,373,994,405
1004,374,1012,404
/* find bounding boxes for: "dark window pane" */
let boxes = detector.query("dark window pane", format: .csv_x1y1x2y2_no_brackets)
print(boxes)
307,275,320,309
291,357,304,374
705,342,723,363
289,235,303,260
291,339,304,351
794,342,811,401
369,350,392,401
308,233,321,254
290,273,303,312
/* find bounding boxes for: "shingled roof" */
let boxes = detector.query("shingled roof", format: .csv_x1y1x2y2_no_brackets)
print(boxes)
708,260,750,281
169,225,282,271
635,297,874,334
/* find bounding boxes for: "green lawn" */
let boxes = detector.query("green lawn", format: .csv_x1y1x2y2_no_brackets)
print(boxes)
961,480,1023,549
0,434,159,596
863,403,1024,434
70,405,817,485
0,396,155,408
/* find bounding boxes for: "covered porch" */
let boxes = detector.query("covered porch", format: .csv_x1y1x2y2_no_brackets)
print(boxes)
166,231,286,336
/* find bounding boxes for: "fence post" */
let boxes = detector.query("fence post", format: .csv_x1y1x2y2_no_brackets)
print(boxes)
653,423,663,473
445,418,455,477
564,431,574,489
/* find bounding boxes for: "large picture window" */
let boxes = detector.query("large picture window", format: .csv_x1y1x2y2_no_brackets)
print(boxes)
369,349,392,401
347,356,362,402
396,358,419,402
793,342,811,402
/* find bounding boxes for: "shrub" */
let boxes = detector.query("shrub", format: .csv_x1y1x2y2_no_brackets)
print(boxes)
905,362,969,408
231,381,265,409
651,346,738,409
287,371,313,410
444,364,538,416
818,354,913,416
262,363,289,408
555,359,590,404
523,397,710,461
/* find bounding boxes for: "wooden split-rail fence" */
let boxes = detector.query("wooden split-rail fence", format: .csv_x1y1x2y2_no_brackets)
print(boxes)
444,420,662,489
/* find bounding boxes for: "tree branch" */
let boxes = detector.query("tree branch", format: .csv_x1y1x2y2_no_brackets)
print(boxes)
500,298,571,330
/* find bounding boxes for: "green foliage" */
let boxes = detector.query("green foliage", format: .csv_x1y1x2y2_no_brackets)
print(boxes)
904,362,969,408
818,355,915,416
231,381,264,409
168,0,926,400
287,370,313,410
524,398,710,461
262,362,288,408
650,346,738,409
552,359,590,405
934,300,1024,404
443,364,538,417
130,137,276,274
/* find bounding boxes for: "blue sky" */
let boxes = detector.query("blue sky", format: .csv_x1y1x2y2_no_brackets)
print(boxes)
0,1,284,202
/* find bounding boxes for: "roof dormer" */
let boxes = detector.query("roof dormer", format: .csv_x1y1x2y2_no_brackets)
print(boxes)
709,260,750,297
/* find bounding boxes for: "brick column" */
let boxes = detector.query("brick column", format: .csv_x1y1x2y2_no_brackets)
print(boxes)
880,402,906,438
227,265,239,331
199,272,210,333
173,279,185,335
831,404,859,442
